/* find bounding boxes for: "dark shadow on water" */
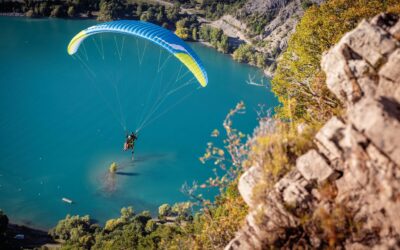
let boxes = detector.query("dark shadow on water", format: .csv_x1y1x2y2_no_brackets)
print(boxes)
7,223,56,249
90,218,99,224
99,171,139,195
97,152,173,196
135,153,171,163
119,153,174,169
115,171,140,176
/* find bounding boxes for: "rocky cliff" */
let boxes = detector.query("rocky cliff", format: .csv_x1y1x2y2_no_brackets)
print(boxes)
241,0,324,66
226,13,400,249
210,0,325,76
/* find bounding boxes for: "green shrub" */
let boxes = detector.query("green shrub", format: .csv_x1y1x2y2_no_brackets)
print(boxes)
158,204,171,218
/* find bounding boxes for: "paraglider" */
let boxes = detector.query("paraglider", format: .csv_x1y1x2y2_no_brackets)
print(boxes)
67,20,208,160
124,132,138,160
67,20,208,87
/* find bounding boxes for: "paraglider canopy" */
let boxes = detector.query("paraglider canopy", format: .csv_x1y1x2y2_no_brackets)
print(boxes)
67,20,208,87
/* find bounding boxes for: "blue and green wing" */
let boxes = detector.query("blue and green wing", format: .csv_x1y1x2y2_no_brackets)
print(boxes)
67,20,208,87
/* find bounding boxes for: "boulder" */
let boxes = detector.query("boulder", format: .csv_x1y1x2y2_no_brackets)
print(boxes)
349,97,400,165
314,116,346,168
238,165,264,207
342,20,397,68
379,48,400,83
296,150,335,183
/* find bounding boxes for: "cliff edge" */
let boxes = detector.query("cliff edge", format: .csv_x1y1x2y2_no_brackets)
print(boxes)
226,13,400,249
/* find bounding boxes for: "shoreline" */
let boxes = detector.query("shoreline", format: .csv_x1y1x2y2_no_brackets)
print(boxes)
0,11,270,78
0,11,97,19
194,39,271,77
4,222,59,249
0,12,25,17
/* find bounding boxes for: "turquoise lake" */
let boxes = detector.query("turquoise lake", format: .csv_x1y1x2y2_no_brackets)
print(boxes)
0,17,277,229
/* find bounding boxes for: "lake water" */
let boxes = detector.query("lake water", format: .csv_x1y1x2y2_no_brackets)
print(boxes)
0,17,277,229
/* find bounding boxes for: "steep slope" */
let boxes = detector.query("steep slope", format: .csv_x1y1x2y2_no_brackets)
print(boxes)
209,0,325,76
241,0,324,54
226,13,400,249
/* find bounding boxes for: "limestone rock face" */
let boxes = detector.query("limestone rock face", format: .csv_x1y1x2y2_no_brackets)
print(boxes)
238,165,263,207
226,13,400,250
208,0,325,77
314,116,346,169
296,150,334,183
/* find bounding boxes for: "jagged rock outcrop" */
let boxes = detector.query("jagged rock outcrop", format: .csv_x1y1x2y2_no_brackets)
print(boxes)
226,13,400,249
209,15,252,46
209,0,324,76
240,0,324,52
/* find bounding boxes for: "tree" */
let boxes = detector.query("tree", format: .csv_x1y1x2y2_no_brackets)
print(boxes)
120,206,134,221
166,6,179,22
38,2,50,16
97,0,125,21
217,34,229,53
146,7,155,21
199,25,210,41
175,18,188,29
255,53,266,68
145,220,157,233
192,27,198,41
156,11,164,23
209,27,223,47
175,27,190,40
104,218,120,231
50,5,66,18
232,44,252,63
140,12,150,22
25,9,36,17
50,214,98,248
0,210,8,237
136,3,143,17
171,202,191,221
158,204,171,218
67,5,76,17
